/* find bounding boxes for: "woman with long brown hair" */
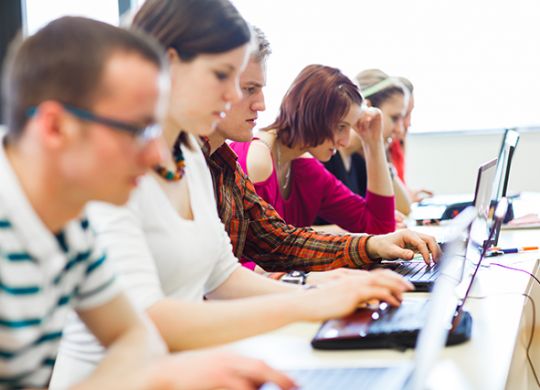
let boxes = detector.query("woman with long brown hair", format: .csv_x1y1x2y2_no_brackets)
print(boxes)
231,64,396,234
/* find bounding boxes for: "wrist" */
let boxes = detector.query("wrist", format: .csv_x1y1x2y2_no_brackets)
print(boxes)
362,140,387,160
365,235,378,260
280,270,308,285
388,164,397,180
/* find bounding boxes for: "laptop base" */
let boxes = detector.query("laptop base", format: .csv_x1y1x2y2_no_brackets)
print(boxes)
311,308,472,351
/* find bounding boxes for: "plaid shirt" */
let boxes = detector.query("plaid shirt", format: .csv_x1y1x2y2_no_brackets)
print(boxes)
202,140,373,272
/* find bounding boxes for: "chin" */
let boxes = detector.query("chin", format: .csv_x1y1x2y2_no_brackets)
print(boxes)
103,190,132,206
237,129,253,142
317,153,332,163
223,127,253,142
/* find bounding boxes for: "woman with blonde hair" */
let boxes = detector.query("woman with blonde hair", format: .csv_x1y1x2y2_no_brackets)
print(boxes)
321,68,414,216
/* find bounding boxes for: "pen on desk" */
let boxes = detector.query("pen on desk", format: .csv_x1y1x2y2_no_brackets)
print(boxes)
486,250,504,257
489,246,539,254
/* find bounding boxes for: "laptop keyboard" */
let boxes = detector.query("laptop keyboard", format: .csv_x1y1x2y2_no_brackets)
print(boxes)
260,367,397,390
394,261,440,282
368,300,430,335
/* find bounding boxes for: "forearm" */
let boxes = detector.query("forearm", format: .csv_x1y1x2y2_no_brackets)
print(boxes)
207,267,297,300
245,224,372,271
73,320,166,390
393,176,412,215
147,292,309,351
363,141,393,196
310,224,348,234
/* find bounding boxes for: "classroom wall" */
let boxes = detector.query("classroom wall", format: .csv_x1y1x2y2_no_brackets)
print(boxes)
406,129,540,195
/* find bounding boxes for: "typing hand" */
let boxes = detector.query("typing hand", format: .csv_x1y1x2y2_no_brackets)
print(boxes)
366,229,441,265
300,270,413,321
305,268,370,285
141,349,296,390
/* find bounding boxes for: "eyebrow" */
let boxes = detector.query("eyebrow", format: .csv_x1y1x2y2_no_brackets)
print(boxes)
243,81,264,88
137,115,157,126
218,64,236,72
339,121,351,127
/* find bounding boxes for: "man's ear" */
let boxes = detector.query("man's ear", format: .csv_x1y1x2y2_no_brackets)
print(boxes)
166,47,180,64
365,99,372,108
34,100,72,148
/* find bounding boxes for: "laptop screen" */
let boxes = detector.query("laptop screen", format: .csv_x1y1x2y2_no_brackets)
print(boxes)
472,158,498,219
492,129,520,201
453,198,509,325
407,207,478,390
489,129,520,245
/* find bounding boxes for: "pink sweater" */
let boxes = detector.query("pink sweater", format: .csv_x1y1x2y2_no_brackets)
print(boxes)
230,141,396,234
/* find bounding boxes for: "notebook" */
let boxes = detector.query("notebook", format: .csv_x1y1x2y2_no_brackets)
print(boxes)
262,243,463,389
260,201,513,390
308,200,507,357
411,128,518,224
384,158,497,292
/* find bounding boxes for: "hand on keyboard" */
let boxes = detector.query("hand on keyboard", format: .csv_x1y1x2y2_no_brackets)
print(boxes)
365,229,441,265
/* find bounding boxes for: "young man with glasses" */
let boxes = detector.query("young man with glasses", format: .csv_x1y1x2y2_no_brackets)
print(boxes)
203,27,440,283
0,16,293,389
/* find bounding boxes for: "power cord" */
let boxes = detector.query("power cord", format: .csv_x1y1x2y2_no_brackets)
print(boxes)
490,262,540,388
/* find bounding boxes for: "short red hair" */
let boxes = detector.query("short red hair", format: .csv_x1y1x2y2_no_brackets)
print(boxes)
264,64,363,148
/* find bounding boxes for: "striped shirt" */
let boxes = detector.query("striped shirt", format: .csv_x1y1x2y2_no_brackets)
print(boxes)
0,140,119,388
203,140,373,272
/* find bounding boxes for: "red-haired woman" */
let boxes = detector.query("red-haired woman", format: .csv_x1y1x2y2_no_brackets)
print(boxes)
230,64,396,234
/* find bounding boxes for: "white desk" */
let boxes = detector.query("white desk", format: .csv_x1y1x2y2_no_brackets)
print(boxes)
223,228,540,390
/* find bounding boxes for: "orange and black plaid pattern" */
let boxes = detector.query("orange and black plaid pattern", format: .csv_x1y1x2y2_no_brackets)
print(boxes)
202,140,373,272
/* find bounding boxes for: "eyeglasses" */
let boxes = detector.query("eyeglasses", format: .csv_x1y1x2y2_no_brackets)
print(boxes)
26,104,161,142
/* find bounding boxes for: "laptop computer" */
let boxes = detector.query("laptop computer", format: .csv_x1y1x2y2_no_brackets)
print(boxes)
384,158,497,291
411,128,517,224
310,206,479,351
261,201,509,390
261,237,467,390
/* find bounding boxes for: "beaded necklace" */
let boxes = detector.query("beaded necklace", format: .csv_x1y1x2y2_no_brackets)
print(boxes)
154,134,186,181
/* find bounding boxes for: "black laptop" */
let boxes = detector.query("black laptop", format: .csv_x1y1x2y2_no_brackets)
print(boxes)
261,201,509,390
261,231,467,390
311,206,482,351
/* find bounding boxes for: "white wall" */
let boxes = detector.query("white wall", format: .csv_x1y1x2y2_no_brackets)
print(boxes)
406,129,540,195
232,0,540,133
23,0,119,34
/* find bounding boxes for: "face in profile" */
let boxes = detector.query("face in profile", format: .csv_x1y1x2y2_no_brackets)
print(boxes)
308,103,363,162
402,93,415,135
167,45,249,136
216,57,267,142
61,53,165,206
378,93,406,141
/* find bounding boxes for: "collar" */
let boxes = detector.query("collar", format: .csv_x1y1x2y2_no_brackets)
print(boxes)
200,136,238,171
0,136,87,264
